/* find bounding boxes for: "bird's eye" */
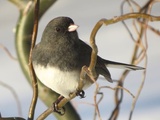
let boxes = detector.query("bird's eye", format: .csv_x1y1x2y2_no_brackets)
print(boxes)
55,27,61,32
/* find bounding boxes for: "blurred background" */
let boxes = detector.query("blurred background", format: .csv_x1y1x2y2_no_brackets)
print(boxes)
0,0,160,120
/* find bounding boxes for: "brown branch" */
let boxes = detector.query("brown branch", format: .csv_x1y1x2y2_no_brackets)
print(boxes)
28,0,39,120
89,12,159,119
128,0,158,119
93,83,102,120
37,107,53,120
138,20,160,35
93,92,103,120
109,71,129,120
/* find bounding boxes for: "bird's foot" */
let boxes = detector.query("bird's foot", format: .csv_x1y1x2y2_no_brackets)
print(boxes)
52,96,65,115
52,103,65,115
76,90,85,99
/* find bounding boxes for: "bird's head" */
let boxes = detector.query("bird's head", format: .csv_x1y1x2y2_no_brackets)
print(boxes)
41,17,79,44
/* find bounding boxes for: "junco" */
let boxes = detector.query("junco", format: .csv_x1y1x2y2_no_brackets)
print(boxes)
32,16,144,114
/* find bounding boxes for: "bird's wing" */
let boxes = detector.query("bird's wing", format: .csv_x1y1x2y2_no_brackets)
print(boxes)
78,40,113,83
96,56,113,83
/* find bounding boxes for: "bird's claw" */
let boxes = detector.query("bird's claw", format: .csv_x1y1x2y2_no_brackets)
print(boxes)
76,90,85,98
52,102,65,115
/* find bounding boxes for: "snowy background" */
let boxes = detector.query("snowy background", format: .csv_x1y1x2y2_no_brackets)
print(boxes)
0,0,160,120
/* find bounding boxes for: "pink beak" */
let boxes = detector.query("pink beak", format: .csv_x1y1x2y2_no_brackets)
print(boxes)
68,24,79,32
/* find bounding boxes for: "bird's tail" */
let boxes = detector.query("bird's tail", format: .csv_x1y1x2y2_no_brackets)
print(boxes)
103,59,144,70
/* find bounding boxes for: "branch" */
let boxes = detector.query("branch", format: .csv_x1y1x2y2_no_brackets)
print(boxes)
28,0,39,119
89,12,159,119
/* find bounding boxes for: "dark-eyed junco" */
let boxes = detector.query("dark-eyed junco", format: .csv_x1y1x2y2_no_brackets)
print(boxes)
32,16,144,113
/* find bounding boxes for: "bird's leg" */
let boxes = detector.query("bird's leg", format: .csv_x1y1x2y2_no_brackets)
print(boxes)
76,65,97,99
52,96,65,115
74,66,89,99
75,65,94,99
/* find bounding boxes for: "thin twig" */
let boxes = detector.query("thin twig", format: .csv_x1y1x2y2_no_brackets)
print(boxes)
93,83,102,120
129,40,148,120
28,0,39,120
120,0,136,42
138,20,160,35
101,86,135,98
93,92,103,120
0,43,17,60
0,80,22,116
81,66,102,120
110,2,136,119
88,11,160,120
129,0,156,119
109,71,129,120
37,107,53,120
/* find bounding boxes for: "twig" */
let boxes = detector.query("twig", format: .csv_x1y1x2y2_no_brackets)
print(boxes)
109,71,129,120
0,80,22,116
88,11,160,120
0,43,17,60
93,84,135,120
93,83,102,120
138,20,160,35
93,92,103,120
37,107,53,120
129,0,157,119
120,0,136,42
28,0,39,120
129,41,148,120
101,86,135,98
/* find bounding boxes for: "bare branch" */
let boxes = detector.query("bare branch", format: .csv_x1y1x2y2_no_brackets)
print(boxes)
28,0,39,119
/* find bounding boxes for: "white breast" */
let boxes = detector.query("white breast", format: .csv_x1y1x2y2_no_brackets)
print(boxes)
33,64,92,98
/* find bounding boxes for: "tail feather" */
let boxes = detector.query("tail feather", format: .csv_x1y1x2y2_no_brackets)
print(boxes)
103,60,144,70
